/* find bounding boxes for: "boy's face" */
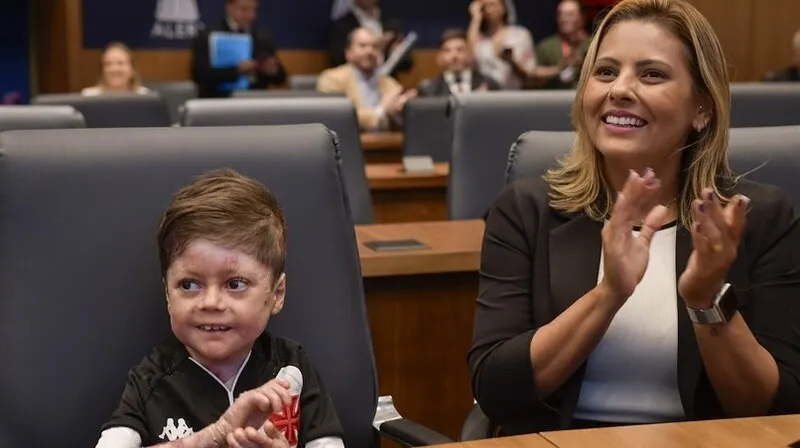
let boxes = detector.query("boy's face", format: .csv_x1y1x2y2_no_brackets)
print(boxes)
165,239,285,371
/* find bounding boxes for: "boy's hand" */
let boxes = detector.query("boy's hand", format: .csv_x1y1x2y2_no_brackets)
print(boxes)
226,421,290,448
215,379,292,437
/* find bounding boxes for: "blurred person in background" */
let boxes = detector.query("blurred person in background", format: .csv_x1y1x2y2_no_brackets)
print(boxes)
191,0,286,98
81,42,151,96
318,27,416,131
468,0,537,90
533,0,592,89
419,29,500,96
764,29,800,82
329,0,413,77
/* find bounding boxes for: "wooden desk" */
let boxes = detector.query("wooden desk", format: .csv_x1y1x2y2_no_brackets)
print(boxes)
357,220,483,277
430,435,555,448
365,163,448,223
361,132,403,163
356,221,484,444
540,415,800,448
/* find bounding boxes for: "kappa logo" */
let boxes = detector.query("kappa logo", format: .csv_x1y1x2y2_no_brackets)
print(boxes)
151,0,204,40
158,417,195,441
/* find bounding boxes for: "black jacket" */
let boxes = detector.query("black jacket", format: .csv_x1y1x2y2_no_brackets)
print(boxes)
191,21,287,98
418,69,500,97
103,331,343,445
328,11,413,76
469,177,800,435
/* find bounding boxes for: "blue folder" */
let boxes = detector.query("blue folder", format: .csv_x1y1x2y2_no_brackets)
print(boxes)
209,32,253,92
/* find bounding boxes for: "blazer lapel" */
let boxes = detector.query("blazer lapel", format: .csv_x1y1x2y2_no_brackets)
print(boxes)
549,214,603,315
675,225,702,418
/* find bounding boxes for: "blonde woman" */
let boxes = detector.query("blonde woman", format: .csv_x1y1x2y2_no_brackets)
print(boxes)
469,0,800,435
82,42,150,96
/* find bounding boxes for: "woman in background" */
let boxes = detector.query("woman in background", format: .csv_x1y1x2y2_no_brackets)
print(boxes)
82,42,150,96
468,0,536,90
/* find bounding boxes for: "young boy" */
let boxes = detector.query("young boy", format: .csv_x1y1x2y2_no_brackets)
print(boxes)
95,169,345,448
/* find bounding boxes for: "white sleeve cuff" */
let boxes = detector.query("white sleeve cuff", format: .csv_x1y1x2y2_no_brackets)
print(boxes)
95,427,143,448
306,436,345,448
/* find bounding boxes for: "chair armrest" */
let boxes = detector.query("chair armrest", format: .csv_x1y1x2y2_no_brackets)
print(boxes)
379,418,454,447
373,395,454,447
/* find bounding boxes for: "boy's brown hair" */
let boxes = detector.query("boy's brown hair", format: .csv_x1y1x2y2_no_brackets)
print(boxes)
157,168,287,282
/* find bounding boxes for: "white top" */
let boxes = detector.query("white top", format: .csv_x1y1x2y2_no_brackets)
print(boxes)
81,86,151,96
574,223,685,424
444,70,473,94
472,25,536,90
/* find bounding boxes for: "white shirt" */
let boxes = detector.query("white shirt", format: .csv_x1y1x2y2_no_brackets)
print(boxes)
81,86,151,96
444,70,472,94
574,223,685,424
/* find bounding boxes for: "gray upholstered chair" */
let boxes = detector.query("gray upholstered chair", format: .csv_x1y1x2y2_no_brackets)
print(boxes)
0,105,85,131
144,81,198,125
730,83,800,128
505,127,800,207
231,90,343,99
289,74,321,91
449,90,575,219
402,97,454,163
0,124,450,447
180,97,373,224
33,92,171,128
726,125,800,208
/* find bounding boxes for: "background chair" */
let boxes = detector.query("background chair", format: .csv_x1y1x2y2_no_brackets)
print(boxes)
0,124,450,447
180,97,374,224
144,81,198,125
232,90,344,99
505,126,800,206
449,90,575,220
727,125,800,208
729,83,800,127
505,131,575,184
33,92,171,128
0,105,85,131
402,97,454,163
289,74,321,91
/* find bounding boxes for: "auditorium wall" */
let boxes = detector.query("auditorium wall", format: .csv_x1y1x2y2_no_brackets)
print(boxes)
31,0,800,95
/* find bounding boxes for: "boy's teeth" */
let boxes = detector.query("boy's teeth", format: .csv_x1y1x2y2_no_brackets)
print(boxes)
200,325,230,331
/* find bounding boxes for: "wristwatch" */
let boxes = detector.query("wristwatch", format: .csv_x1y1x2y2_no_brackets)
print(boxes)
685,283,738,324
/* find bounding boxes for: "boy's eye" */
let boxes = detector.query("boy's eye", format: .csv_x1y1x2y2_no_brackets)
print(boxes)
228,278,249,290
179,279,201,291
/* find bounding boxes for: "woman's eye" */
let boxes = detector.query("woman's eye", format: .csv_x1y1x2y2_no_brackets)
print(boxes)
642,70,666,79
179,279,200,291
594,67,616,77
228,278,249,290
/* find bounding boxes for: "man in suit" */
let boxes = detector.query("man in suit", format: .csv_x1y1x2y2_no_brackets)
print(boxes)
419,29,500,97
317,27,416,131
191,0,287,98
329,0,413,76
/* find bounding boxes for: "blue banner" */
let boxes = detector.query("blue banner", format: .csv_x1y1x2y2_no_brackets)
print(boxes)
81,0,558,50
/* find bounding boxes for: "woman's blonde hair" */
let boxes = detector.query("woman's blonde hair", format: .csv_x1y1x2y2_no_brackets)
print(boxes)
97,42,143,92
544,0,732,228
